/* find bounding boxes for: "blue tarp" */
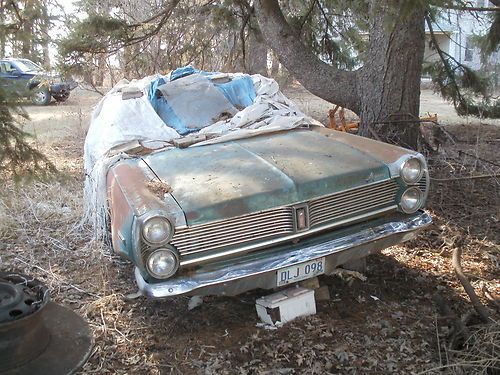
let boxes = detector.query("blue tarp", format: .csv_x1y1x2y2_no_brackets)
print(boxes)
148,67,256,135
170,66,200,81
214,76,256,109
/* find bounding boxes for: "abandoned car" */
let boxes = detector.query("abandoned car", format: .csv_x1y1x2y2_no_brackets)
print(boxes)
84,67,431,298
0,57,76,105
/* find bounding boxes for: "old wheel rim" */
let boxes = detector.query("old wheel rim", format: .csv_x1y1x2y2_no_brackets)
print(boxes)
0,273,50,372
0,273,93,375
33,90,49,104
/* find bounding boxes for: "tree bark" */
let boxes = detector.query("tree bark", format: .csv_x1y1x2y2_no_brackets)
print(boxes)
247,26,268,76
40,0,51,69
357,2,425,149
95,53,106,86
254,0,426,149
0,2,5,57
254,0,360,112
21,0,34,56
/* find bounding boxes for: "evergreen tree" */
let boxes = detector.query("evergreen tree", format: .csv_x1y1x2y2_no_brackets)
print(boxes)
0,0,53,66
0,1,56,178
58,0,500,148
0,87,55,179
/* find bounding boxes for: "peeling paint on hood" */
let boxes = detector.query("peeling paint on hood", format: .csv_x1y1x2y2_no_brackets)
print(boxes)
141,129,390,226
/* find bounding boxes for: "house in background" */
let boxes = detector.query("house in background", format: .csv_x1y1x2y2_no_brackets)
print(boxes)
424,3,500,79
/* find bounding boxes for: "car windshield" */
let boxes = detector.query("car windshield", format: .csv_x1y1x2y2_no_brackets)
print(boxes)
15,59,43,73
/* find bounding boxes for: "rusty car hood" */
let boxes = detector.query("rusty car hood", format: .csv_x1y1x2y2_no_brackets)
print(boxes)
141,129,391,225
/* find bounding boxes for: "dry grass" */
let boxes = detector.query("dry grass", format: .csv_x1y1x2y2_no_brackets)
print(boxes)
417,322,500,375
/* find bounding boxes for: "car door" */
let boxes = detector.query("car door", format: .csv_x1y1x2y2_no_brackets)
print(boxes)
0,61,31,96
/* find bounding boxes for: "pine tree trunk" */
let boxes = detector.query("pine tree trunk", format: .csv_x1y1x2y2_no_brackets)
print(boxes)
21,1,33,57
40,0,51,68
357,3,425,149
94,54,106,86
254,0,426,149
0,4,5,56
247,27,268,76
121,46,132,79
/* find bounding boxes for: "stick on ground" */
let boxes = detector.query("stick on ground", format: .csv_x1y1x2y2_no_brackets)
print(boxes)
452,247,492,324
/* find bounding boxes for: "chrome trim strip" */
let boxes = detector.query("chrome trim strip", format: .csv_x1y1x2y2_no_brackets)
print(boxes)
174,207,293,232
176,225,295,254
135,211,432,298
179,205,398,266
171,179,399,259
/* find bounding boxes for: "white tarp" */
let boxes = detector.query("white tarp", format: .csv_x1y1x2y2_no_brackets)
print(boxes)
83,72,323,234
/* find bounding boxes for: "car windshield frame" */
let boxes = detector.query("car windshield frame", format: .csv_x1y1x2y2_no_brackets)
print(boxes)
14,59,43,73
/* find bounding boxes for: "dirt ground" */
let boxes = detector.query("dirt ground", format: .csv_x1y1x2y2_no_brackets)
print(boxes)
0,87,498,374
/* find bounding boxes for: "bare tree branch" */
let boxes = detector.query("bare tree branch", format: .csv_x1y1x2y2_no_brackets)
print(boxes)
452,247,493,324
441,5,500,12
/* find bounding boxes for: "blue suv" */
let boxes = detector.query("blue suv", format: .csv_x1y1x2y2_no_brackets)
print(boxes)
0,58,77,105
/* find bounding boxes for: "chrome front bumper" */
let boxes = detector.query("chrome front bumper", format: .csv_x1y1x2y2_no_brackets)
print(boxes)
135,211,432,298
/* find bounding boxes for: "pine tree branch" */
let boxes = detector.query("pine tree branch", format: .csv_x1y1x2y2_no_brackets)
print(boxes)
127,0,181,29
441,5,500,12
425,13,466,106
254,0,360,112
298,0,317,35
0,95,56,179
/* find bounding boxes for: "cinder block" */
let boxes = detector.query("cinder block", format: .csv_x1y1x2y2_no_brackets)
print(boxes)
255,287,316,326
314,285,331,301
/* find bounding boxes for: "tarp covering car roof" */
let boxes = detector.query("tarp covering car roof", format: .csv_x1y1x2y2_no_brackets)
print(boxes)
83,67,323,234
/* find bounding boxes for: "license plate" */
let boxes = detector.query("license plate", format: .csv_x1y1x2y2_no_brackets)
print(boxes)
276,258,325,287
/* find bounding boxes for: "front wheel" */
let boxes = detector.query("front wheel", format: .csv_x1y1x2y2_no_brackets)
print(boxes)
54,91,70,102
31,88,51,106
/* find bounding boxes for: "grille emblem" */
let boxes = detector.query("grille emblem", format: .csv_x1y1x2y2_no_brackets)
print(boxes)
293,205,310,232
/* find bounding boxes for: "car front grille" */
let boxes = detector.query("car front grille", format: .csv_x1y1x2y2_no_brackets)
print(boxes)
309,179,399,227
171,179,400,260
171,207,295,256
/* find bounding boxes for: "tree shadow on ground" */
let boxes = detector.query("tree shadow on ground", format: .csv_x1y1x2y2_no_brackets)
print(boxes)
105,248,490,375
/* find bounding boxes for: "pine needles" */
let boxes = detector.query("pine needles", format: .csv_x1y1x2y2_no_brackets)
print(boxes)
0,90,56,180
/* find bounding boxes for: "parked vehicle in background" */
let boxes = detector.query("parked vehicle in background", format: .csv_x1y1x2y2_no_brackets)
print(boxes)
0,58,77,105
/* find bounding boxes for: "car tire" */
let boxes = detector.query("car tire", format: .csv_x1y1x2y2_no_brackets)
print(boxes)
31,88,51,106
54,92,70,102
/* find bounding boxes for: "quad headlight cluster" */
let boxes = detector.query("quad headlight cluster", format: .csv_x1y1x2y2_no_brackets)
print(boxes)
399,157,426,214
142,216,179,279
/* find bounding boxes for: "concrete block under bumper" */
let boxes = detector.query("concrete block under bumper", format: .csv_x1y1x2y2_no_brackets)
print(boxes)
135,211,432,298
256,287,316,326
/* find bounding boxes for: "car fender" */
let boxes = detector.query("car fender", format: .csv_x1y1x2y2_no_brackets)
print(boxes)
106,157,186,264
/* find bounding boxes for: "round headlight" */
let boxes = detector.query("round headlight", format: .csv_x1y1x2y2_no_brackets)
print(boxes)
401,157,423,183
146,248,179,279
142,217,172,244
400,187,423,213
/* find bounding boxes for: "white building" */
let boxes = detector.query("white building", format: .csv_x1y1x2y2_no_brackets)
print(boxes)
424,4,500,72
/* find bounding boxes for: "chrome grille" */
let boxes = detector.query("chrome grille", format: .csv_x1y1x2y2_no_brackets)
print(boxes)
417,173,428,193
171,179,400,258
140,242,150,255
309,180,399,227
171,207,294,256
